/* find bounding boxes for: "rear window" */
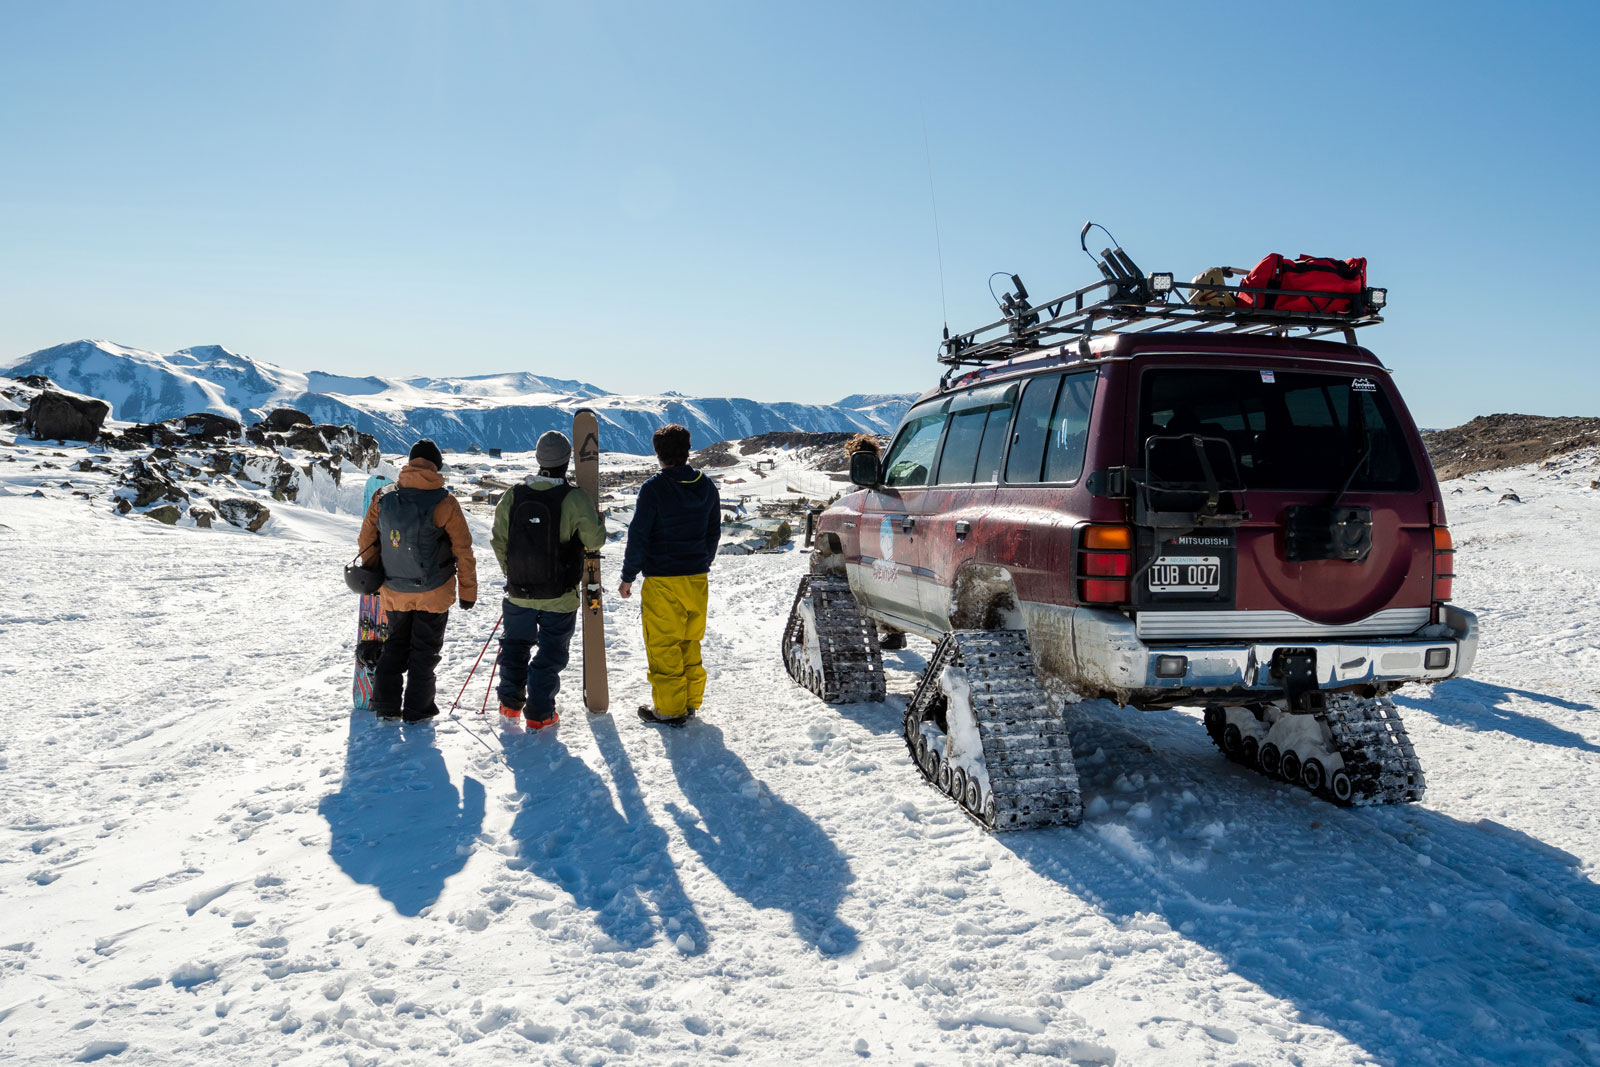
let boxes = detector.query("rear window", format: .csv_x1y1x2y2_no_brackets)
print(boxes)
1138,368,1419,493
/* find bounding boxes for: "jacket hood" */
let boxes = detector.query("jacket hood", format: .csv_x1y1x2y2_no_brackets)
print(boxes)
398,460,446,490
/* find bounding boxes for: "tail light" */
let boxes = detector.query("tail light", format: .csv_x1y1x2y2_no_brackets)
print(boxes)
1078,524,1133,605
1433,526,1454,602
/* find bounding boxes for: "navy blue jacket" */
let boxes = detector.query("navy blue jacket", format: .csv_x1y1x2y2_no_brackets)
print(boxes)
621,465,721,582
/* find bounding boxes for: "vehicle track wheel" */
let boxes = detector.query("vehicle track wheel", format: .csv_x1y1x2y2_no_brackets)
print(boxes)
1259,742,1281,775
983,792,998,827
903,712,918,745
1329,769,1354,804
1301,758,1326,793
1241,737,1259,766
965,778,982,813
951,767,968,806
1221,723,1243,756
938,759,955,795
1279,750,1301,783
924,747,941,780
916,735,931,771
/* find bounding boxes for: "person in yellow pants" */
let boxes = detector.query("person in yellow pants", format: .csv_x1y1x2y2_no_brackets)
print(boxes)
639,574,709,716
617,424,721,727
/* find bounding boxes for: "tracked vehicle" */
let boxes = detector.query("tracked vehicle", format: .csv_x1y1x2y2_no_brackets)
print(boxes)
783,232,1479,830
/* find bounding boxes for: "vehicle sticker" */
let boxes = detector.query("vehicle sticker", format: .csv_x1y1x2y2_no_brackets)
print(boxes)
1352,377,1377,392
1259,370,1276,383
872,516,900,582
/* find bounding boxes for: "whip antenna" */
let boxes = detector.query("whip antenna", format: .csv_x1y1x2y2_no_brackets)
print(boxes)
920,104,949,337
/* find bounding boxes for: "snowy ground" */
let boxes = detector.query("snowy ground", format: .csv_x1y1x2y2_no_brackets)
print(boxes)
1,441,1598,1066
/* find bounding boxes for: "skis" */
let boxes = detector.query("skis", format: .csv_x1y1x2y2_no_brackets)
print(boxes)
352,474,392,711
572,408,609,712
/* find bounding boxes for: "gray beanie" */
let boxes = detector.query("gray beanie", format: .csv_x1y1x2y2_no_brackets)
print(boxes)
535,430,572,470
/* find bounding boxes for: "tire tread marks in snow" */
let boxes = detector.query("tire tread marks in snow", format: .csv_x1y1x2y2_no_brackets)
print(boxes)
903,630,1082,832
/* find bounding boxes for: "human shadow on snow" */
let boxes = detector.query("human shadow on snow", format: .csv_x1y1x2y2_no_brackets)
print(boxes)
1396,678,1600,754
661,722,860,956
503,715,707,953
1003,704,1600,1067
319,715,485,917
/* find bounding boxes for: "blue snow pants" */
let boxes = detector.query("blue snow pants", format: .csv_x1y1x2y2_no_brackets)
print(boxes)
495,601,578,719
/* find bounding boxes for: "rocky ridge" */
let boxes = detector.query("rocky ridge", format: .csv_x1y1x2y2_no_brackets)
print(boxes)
1,375,383,532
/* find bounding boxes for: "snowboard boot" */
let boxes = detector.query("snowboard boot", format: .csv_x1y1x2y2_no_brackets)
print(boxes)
403,702,440,724
526,710,559,730
637,706,689,728
880,629,907,651
499,702,523,723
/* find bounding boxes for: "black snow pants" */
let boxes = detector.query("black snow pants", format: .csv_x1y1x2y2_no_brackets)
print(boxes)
372,609,450,721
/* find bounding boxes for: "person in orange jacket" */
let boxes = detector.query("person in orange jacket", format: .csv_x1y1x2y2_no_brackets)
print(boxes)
357,440,478,722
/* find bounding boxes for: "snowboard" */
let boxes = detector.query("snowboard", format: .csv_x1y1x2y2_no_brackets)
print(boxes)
352,474,393,711
572,408,609,712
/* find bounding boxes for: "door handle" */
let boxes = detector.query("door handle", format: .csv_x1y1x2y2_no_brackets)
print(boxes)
899,516,916,532
954,520,970,541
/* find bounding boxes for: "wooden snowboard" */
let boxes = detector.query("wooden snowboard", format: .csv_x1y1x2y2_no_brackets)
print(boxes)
572,408,609,712
352,474,392,710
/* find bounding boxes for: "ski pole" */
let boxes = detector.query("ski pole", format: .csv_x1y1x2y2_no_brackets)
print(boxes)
449,614,502,714
479,659,499,716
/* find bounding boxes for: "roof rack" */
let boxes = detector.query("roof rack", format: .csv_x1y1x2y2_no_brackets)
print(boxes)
939,236,1386,369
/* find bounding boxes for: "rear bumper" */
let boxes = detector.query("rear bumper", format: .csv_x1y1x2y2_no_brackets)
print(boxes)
1060,603,1480,700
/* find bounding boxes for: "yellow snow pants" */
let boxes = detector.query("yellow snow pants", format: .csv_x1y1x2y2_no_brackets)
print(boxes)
641,574,709,718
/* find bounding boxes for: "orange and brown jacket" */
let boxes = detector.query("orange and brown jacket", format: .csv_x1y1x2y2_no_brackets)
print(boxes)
357,459,478,614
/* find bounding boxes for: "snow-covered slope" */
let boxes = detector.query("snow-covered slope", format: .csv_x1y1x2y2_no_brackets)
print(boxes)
3,341,914,455
2,428,1597,1066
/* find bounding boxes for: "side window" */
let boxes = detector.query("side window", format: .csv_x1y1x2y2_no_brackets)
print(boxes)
935,383,1015,484
1004,374,1062,483
971,386,1017,484
883,404,948,487
1041,372,1097,483
935,408,988,484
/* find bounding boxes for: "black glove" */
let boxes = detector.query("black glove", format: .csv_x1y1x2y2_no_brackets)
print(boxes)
459,598,475,611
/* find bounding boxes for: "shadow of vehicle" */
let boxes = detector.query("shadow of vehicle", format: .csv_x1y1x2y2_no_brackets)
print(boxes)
318,716,485,917
1003,701,1600,1067
503,716,706,953
659,721,859,956
1397,678,1600,754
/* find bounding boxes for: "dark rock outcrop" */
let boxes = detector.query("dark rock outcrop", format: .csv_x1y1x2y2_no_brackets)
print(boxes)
23,390,110,442
117,458,190,509
216,498,270,532
265,408,313,431
176,412,243,442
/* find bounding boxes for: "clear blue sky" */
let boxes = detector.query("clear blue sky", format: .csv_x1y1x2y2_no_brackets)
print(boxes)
1,1,1595,425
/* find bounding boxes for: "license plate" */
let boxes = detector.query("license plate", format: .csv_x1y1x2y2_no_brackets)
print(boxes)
1148,555,1221,593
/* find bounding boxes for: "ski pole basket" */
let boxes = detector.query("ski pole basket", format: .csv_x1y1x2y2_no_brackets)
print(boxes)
940,228,1388,369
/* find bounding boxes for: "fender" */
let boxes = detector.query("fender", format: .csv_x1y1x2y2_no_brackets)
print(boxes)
946,562,1023,631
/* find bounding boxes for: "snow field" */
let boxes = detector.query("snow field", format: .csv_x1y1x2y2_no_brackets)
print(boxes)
0,444,1597,1065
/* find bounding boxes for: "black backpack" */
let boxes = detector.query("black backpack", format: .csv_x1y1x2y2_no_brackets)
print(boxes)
377,486,455,593
505,483,583,600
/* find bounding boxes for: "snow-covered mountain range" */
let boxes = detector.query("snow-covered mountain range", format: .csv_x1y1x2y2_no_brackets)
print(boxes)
2,340,915,455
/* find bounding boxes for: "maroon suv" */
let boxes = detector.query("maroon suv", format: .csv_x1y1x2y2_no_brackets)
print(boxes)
783,259,1478,831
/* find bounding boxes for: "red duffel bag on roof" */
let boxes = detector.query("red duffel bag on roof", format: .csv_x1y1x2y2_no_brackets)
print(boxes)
1237,253,1367,313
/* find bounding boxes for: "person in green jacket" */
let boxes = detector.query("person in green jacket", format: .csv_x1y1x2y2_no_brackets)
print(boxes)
490,430,606,729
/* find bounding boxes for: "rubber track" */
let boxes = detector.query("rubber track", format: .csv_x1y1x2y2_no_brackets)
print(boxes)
904,630,1082,832
781,574,885,704
1204,693,1425,806
1322,692,1427,804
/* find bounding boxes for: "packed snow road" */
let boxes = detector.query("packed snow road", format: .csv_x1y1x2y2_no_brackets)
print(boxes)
1,451,1598,1066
